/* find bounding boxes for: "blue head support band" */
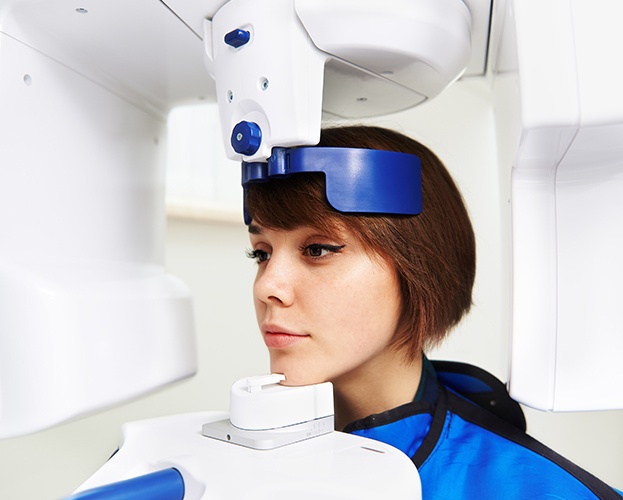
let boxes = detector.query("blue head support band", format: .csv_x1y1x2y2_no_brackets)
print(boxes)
241,146,422,225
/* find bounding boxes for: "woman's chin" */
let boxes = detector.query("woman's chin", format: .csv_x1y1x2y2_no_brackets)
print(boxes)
271,367,324,387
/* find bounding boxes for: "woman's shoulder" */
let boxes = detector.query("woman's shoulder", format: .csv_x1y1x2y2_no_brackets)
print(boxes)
423,372,621,499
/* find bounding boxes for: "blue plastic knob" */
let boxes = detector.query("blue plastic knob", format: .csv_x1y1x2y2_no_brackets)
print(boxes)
231,121,262,156
224,29,251,48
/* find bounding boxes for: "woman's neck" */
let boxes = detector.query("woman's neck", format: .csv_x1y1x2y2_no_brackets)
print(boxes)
331,350,423,431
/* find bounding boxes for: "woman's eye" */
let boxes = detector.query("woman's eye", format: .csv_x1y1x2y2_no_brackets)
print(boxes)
302,243,345,258
246,248,271,263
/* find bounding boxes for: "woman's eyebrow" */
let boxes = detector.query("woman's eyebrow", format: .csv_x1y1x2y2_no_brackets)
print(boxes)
248,223,263,235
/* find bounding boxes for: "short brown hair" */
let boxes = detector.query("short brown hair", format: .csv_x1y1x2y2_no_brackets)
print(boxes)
245,125,475,360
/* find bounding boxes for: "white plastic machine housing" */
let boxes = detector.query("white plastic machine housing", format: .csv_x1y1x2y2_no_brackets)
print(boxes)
72,411,422,500
493,0,623,411
0,0,210,438
202,375,335,450
72,379,422,499
229,374,333,430
204,0,474,161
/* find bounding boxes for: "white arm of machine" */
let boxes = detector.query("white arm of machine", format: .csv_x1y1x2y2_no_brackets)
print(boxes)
203,0,472,161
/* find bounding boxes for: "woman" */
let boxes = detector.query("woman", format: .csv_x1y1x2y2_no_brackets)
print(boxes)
244,125,620,499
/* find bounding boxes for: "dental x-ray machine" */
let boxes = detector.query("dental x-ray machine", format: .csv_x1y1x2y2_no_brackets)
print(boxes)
1,0,623,498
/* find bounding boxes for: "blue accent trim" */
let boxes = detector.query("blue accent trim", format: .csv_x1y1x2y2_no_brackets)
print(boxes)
224,29,250,48
232,121,262,156
63,468,184,500
242,146,422,224
242,161,268,184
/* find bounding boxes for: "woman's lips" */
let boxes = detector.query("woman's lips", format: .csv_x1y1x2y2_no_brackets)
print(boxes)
263,331,308,349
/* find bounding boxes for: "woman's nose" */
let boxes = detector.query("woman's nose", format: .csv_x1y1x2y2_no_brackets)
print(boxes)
253,256,295,307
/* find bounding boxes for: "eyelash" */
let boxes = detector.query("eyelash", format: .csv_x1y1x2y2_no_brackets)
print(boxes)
246,248,270,263
300,243,345,258
245,243,345,263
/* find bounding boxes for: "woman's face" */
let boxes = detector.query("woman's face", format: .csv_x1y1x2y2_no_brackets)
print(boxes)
248,221,403,387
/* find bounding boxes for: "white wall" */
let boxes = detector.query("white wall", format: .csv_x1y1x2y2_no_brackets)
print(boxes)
0,80,621,499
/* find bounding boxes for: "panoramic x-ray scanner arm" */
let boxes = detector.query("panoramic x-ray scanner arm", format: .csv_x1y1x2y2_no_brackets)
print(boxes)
203,0,473,162
0,0,213,439
493,0,623,411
